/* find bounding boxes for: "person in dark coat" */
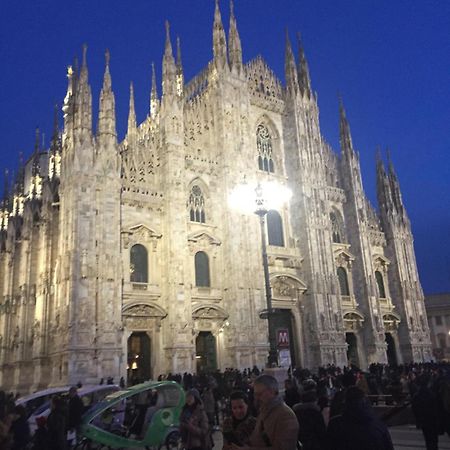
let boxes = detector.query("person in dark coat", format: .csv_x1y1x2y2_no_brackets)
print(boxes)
411,375,439,450
31,416,49,450
10,405,30,450
293,390,326,450
47,396,68,450
326,386,394,450
284,379,301,408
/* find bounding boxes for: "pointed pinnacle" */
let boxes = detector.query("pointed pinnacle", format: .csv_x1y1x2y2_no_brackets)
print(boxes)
34,127,40,153
82,44,88,67
176,36,182,67
151,62,157,92
230,0,235,17
105,48,110,67
52,104,59,141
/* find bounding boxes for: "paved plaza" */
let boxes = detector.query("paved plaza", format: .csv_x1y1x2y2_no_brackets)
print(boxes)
210,427,450,450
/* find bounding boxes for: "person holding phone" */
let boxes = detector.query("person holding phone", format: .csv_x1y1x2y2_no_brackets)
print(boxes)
222,391,256,449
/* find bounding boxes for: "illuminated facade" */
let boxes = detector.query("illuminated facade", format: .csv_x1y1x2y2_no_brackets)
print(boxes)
0,3,431,391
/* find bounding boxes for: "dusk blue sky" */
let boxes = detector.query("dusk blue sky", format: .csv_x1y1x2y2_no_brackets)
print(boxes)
0,1,449,294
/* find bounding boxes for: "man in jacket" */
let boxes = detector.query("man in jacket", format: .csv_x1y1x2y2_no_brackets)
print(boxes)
232,374,299,450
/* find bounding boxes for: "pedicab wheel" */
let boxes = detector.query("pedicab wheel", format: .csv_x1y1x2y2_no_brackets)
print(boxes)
160,430,182,450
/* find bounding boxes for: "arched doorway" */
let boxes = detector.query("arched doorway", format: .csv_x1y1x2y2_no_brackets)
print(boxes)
127,332,151,384
195,332,217,373
385,333,398,365
271,309,297,368
345,332,360,367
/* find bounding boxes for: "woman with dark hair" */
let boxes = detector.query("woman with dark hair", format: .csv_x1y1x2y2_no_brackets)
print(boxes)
222,390,256,449
179,388,211,450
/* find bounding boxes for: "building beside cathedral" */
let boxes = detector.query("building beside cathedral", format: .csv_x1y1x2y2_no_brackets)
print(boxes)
0,2,431,392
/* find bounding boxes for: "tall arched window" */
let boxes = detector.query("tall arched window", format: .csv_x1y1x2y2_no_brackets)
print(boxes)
257,124,274,173
375,271,386,298
267,210,284,247
337,267,350,296
330,211,344,243
188,185,206,223
195,251,210,287
130,244,148,283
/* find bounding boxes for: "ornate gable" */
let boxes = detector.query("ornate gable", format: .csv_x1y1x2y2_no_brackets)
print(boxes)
334,247,355,268
373,253,390,271
246,56,284,113
123,224,162,249
188,231,221,246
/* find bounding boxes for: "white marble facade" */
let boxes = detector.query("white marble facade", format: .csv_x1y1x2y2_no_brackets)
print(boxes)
0,4,431,392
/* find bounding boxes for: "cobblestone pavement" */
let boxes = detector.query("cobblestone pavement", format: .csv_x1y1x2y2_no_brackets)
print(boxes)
389,425,450,450
211,426,450,450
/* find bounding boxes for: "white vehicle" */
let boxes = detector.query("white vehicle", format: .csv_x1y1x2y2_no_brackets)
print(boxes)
16,386,72,419
28,384,119,435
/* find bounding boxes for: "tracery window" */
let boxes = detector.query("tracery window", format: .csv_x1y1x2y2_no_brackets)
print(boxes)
130,244,148,283
267,210,284,247
195,251,210,287
188,185,206,223
337,267,350,296
330,211,345,243
375,270,386,298
257,124,274,173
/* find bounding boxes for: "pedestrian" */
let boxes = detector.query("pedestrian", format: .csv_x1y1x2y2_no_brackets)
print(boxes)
31,416,49,450
230,374,299,450
179,388,212,450
411,374,439,450
67,386,84,446
222,390,256,448
10,404,30,450
326,386,394,450
47,396,68,450
293,390,326,450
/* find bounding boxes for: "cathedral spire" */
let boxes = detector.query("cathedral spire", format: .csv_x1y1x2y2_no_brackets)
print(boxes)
74,44,92,136
128,82,137,134
97,49,117,141
213,0,228,71
162,21,177,100
228,0,243,74
284,29,298,94
296,33,312,98
339,97,354,156
176,37,184,97
150,63,160,118
49,104,62,179
387,150,405,215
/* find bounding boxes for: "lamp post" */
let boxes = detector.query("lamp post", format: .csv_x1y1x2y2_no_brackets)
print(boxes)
254,183,278,366
229,181,292,368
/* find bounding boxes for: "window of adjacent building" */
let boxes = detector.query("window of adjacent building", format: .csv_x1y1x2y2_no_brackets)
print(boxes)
267,210,284,247
435,316,443,326
130,244,148,283
195,251,210,287
437,333,447,349
257,124,274,173
337,267,350,296
375,270,386,298
330,211,345,243
188,185,206,223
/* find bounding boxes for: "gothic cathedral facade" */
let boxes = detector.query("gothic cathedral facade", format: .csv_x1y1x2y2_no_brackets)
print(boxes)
0,3,431,391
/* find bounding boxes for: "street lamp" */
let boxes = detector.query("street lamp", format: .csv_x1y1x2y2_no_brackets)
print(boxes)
229,180,292,367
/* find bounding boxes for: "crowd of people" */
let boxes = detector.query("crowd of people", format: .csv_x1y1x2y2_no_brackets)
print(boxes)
0,361,449,450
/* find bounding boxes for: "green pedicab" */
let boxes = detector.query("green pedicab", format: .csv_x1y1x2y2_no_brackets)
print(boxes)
79,381,185,449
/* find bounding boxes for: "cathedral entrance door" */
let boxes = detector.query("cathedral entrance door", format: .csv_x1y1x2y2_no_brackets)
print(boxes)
195,331,217,373
127,332,151,384
271,309,297,367
345,332,360,367
385,333,398,365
